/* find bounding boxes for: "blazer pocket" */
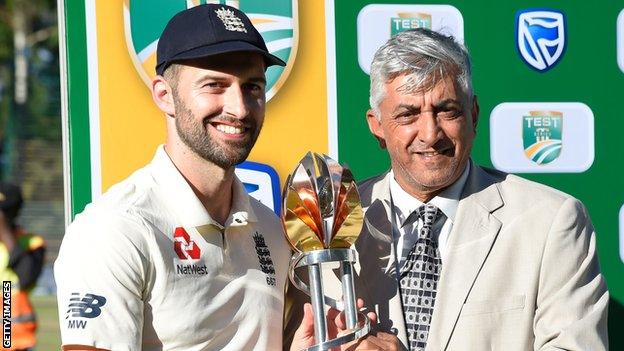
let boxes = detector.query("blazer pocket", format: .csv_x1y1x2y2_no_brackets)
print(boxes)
460,295,526,316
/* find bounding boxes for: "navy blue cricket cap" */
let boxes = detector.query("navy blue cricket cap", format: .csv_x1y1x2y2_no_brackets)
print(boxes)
156,4,286,76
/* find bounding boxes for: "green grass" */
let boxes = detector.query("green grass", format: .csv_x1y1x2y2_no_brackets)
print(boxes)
32,294,61,350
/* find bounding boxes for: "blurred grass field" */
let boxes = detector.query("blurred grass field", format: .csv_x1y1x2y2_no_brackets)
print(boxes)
32,294,61,350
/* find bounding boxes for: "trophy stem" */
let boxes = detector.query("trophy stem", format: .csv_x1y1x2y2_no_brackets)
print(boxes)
308,263,328,343
341,261,358,329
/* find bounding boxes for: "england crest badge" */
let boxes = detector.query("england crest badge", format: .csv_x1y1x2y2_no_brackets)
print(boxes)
523,111,563,165
516,9,566,72
123,0,298,101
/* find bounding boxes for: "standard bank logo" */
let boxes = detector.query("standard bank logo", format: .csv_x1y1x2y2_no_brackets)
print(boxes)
523,111,562,165
123,0,298,100
617,9,624,73
235,161,281,215
516,9,566,72
357,4,463,74
490,103,594,173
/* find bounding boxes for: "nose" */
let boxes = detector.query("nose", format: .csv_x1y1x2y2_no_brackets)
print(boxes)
222,85,249,119
417,111,442,146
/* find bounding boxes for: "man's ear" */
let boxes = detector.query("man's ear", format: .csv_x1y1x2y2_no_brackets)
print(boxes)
152,75,176,116
366,109,386,149
471,95,480,133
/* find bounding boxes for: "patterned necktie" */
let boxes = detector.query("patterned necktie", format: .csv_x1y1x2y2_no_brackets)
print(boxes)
399,204,441,351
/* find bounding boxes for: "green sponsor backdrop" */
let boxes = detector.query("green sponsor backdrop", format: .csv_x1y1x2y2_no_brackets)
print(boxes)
61,0,623,346
334,1,624,347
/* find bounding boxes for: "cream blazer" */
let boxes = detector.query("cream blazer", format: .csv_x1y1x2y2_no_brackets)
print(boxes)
284,161,609,351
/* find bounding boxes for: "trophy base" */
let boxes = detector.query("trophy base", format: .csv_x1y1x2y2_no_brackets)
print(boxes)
289,249,371,350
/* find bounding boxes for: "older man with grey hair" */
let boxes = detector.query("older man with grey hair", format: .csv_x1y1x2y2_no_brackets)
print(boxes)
286,28,608,351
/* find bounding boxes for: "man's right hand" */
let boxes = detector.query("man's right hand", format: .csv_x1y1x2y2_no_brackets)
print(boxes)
289,300,402,351
339,331,401,351
332,307,402,351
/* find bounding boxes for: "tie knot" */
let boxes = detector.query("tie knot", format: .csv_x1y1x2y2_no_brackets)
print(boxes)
417,204,440,227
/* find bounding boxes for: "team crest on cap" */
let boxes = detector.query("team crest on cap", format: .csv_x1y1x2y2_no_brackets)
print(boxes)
123,0,298,101
215,7,247,33
523,111,563,165
516,9,566,72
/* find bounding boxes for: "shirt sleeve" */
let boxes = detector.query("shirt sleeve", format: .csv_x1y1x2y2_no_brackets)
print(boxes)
55,209,150,351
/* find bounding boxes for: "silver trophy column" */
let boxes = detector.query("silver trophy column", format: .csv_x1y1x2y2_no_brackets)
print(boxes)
282,152,369,350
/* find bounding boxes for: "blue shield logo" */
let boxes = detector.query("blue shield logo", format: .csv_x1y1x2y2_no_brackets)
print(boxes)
516,9,566,72
235,161,281,215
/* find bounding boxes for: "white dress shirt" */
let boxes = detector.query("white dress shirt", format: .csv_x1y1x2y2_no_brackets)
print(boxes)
389,163,470,266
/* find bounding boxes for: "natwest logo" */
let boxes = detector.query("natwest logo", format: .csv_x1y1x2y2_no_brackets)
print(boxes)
173,227,201,260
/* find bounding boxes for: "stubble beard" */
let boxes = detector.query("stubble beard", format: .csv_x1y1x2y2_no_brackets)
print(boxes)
173,94,261,169
393,148,466,199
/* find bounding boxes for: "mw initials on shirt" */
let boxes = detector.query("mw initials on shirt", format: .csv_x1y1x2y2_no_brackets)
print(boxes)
68,320,87,329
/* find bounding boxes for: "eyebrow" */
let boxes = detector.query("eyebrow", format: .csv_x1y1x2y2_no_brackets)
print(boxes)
247,76,267,85
391,99,463,114
193,75,227,87
433,98,462,109
392,103,421,114
193,75,267,87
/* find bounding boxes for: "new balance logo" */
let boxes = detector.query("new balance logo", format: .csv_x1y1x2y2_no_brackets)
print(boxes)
174,227,201,260
65,293,107,329
66,293,107,319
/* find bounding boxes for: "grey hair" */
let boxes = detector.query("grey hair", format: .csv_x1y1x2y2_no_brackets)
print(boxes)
369,28,473,117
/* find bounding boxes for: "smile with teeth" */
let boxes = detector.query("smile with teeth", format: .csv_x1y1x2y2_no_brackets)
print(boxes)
418,151,443,156
214,123,245,135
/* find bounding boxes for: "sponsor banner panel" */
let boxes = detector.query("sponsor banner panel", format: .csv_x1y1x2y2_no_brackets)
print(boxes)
356,4,463,74
490,102,594,173
88,0,331,203
234,161,281,214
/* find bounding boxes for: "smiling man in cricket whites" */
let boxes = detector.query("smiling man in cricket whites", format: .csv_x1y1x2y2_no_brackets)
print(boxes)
53,4,358,351
55,4,399,350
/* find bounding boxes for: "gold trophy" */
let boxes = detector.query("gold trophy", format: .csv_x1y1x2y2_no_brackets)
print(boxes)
282,152,369,350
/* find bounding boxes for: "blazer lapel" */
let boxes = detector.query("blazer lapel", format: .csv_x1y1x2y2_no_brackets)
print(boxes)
427,163,504,351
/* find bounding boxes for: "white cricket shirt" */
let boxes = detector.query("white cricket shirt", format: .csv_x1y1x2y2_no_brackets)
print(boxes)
55,146,290,351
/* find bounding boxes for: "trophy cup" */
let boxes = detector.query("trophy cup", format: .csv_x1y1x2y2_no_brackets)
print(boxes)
282,152,370,350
